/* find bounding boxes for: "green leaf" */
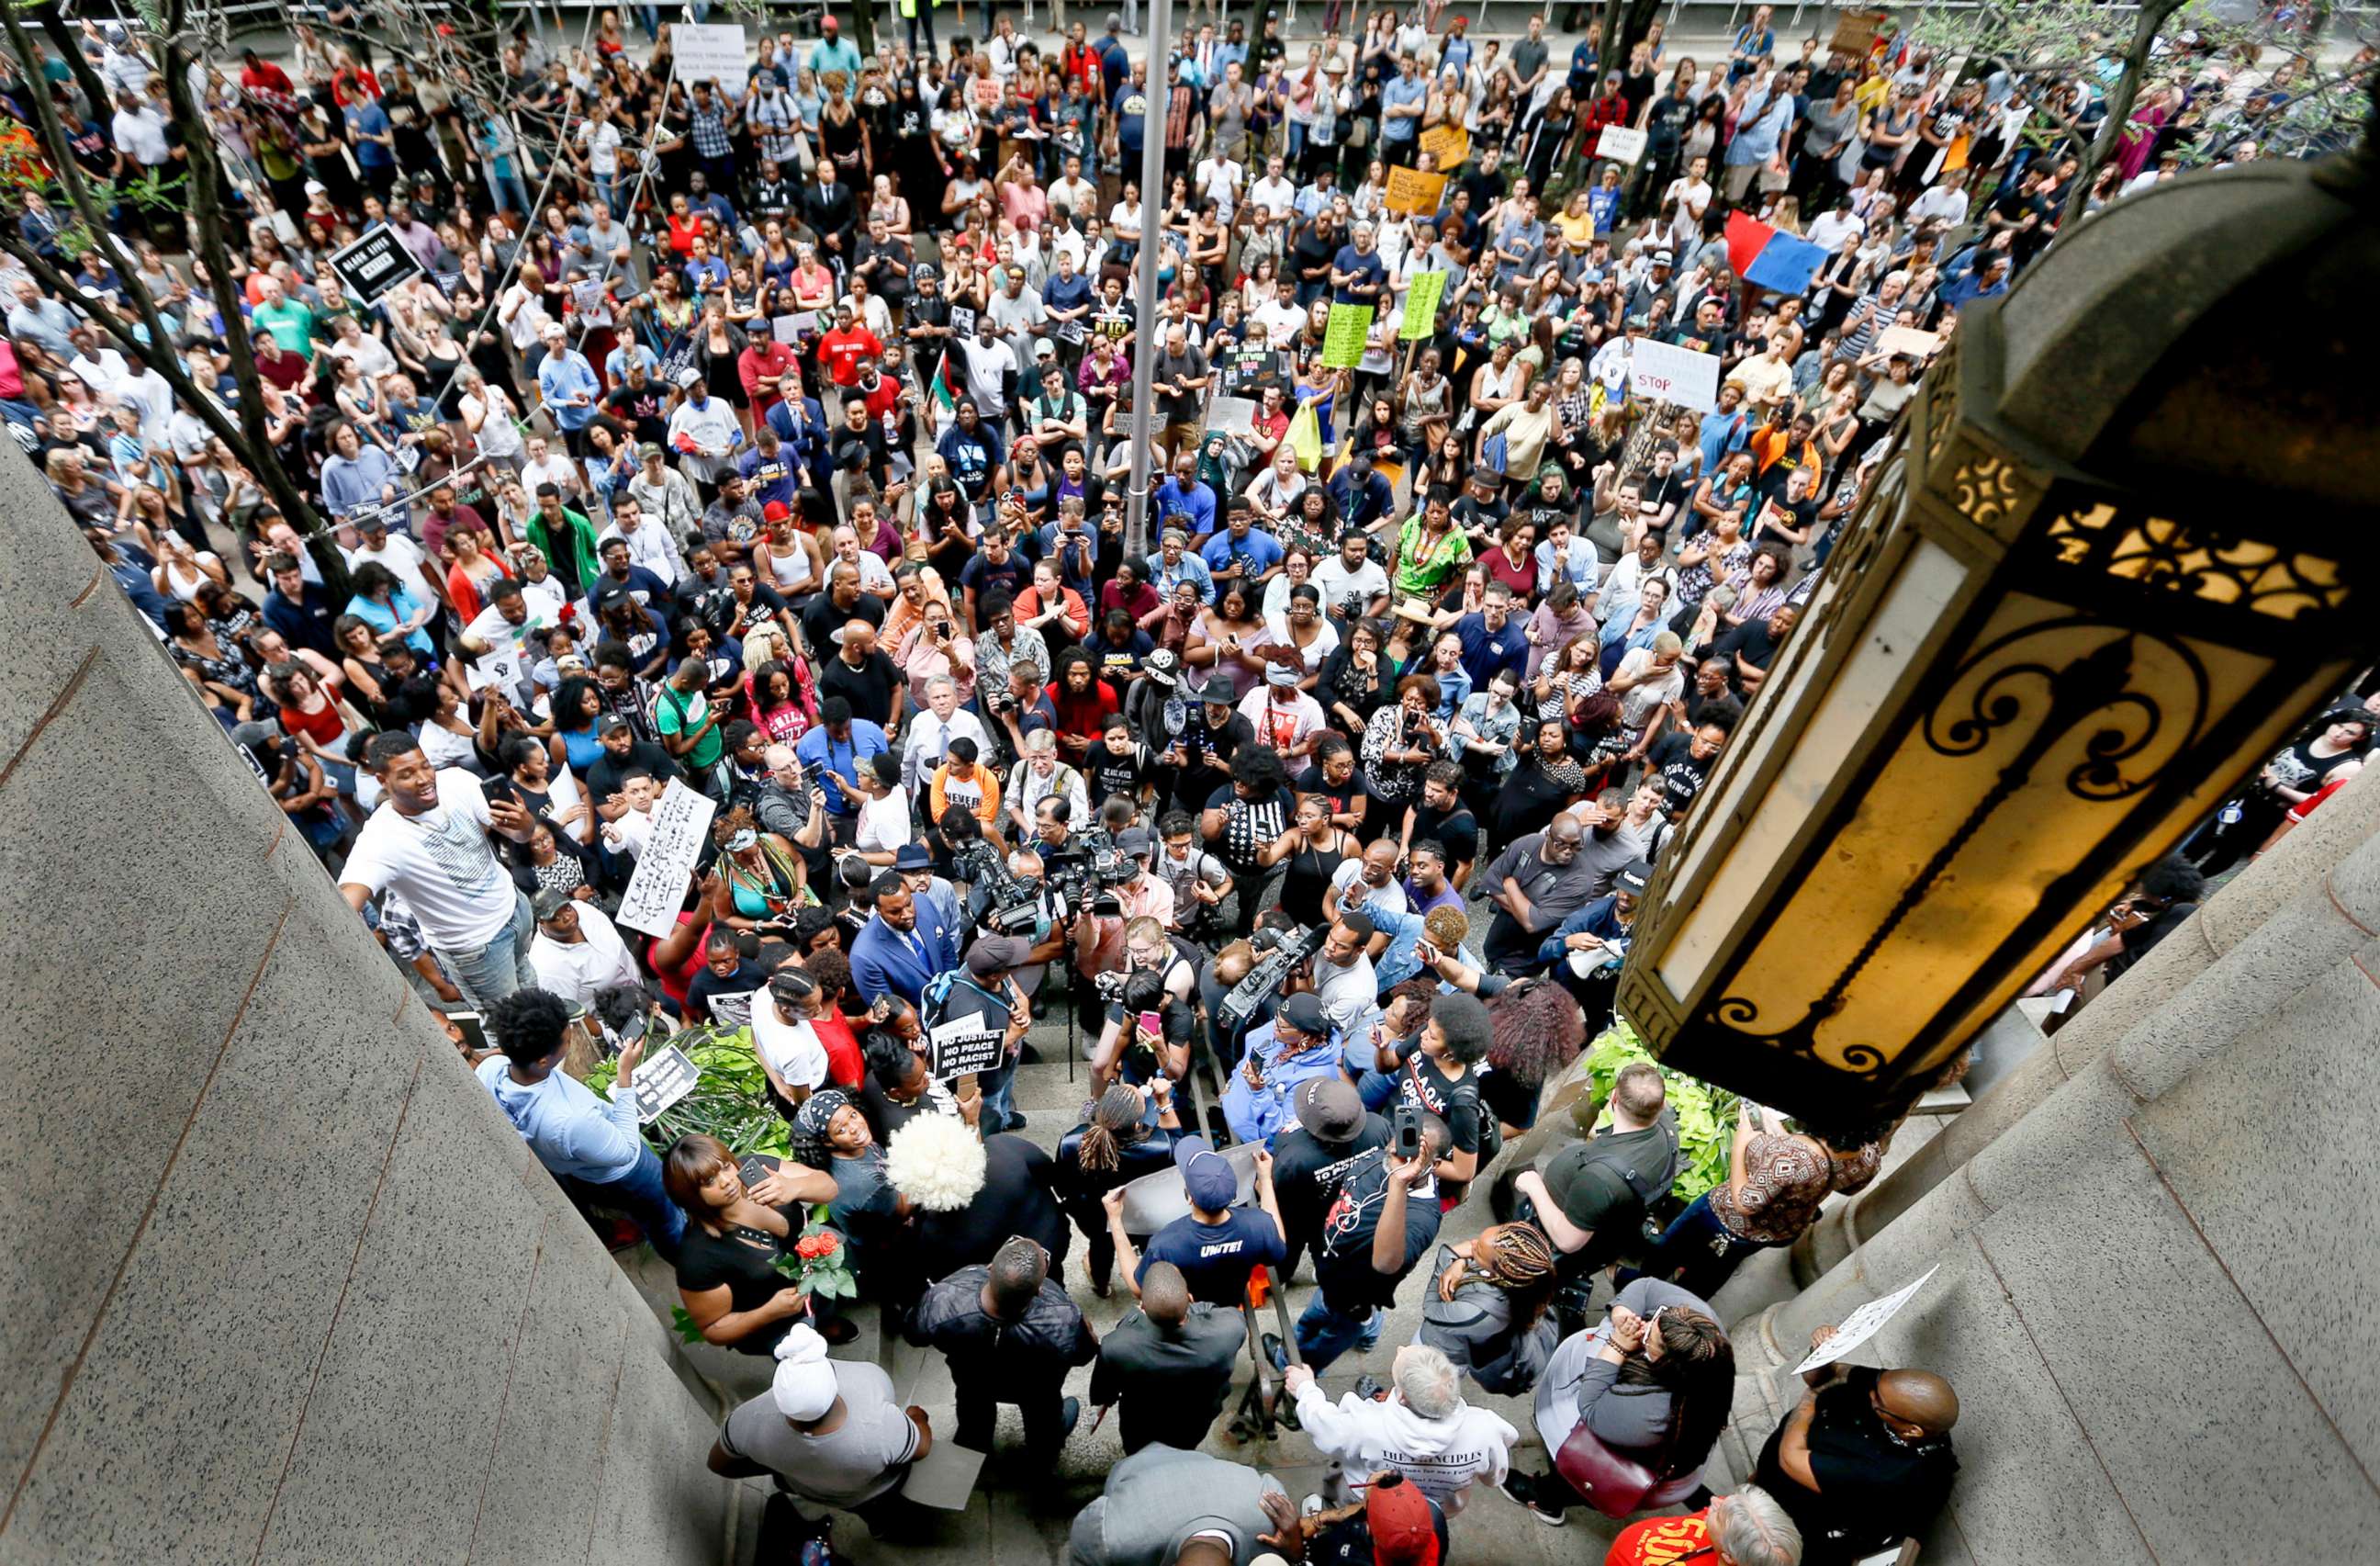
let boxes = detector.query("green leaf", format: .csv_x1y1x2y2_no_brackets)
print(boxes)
669,1306,706,1345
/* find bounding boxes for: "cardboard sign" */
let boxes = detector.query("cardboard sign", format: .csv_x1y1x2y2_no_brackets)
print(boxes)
1628,338,1723,412
1207,394,1262,440
1597,126,1648,165
1795,1266,1942,1374
1383,165,1446,216
1876,325,1944,361
327,226,424,306
927,1012,1005,1081
1321,303,1374,369
613,780,719,937
1829,8,1893,57
1417,122,1469,168
1401,269,1447,341
612,1043,701,1123
672,22,748,86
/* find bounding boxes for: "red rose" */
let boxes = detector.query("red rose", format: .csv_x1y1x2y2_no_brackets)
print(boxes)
810,1232,841,1258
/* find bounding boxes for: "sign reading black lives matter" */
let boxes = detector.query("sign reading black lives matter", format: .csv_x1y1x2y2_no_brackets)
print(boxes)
328,226,426,306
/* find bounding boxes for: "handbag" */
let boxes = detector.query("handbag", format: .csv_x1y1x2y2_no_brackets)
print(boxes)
1554,1420,1703,1519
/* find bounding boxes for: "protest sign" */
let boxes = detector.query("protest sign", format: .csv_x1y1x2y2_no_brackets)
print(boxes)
1877,325,1944,360
1400,270,1447,340
1207,395,1261,440
1321,303,1374,368
673,23,748,86
1794,1266,1942,1374
1597,127,1648,165
1418,123,1469,168
614,780,719,937
328,227,423,306
465,642,525,695
1629,338,1723,412
1383,165,1446,216
928,1012,1005,1082
612,1043,701,1123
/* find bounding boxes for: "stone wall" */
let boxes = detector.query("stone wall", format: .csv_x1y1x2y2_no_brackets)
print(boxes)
0,456,733,1563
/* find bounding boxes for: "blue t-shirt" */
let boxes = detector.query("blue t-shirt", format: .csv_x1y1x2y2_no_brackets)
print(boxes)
1455,611,1528,690
1381,75,1428,143
1200,526,1285,583
1330,243,1386,307
1138,1207,1287,1305
1111,81,1151,154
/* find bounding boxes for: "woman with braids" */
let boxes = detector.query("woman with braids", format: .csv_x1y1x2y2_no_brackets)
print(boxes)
1052,1083,1185,1298
1419,1222,1561,1396
704,805,811,933
1501,1280,1736,1525
1478,975,1589,1141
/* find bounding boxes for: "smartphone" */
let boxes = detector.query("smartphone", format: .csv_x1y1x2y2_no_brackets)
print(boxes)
738,1154,779,1189
1137,1008,1162,1042
1392,1098,1422,1161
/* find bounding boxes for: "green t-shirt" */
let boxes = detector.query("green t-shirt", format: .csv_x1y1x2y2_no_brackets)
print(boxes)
655,682,725,770
253,297,315,358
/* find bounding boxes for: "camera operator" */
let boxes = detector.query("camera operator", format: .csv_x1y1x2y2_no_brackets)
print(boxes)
977,657,1057,773
1221,993,1347,1149
1196,907,1301,1068
1072,851,1179,1045
1006,728,1093,843
1088,918,1201,1087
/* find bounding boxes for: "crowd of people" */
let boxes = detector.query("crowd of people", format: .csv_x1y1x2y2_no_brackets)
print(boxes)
20,3,2337,1561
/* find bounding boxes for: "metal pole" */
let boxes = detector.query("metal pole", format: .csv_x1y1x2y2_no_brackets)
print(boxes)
1123,0,1174,562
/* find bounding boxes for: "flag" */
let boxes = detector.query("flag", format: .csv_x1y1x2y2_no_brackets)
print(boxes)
1724,210,1831,298
927,350,956,411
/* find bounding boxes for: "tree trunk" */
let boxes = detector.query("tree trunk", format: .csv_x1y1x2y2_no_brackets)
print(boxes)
848,0,877,57
1595,0,1667,79
2056,0,2185,234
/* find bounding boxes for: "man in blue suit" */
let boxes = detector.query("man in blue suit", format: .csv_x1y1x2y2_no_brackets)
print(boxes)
848,871,960,1010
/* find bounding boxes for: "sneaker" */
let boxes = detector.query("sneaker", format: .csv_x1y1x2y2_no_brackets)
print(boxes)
1263,1332,1287,1372
1057,1395,1083,1443
1499,1474,1568,1527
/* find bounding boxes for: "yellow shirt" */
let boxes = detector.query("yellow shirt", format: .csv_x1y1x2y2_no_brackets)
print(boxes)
1551,208,1597,248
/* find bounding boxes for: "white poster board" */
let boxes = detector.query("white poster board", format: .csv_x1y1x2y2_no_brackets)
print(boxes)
1207,394,1261,440
1629,338,1723,413
465,643,525,694
672,22,749,86
611,1043,701,1123
1876,324,1944,361
613,780,719,937
1793,1265,1941,1374
1598,127,1648,165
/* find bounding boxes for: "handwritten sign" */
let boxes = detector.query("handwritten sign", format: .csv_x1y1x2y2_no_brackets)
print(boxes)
1321,303,1374,369
1876,325,1944,361
613,779,719,937
327,227,423,306
612,1042,701,1123
1794,1266,1942,1374
928,1013,1005,1082
1400,269,1447,341
1383,165,1446,216
1628,338,1723,413
1417,122,1469,169
1597,126,1648,165
672,22,748,86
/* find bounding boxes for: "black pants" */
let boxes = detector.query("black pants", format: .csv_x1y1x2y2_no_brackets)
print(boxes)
953,1369,1069,1459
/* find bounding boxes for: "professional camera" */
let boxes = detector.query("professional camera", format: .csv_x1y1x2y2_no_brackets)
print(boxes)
956,837,1050,941
1218,921,1328,1034
1043,828,1131,917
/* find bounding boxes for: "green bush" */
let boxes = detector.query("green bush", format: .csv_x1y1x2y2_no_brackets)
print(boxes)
585,1022,791,1161
1580,1022,1742,1203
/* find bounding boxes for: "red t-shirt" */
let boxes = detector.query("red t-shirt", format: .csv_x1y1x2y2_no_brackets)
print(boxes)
1604,1510,1714,1566
1485,546,1536,602
809,1011,865,1089
818,327,884,388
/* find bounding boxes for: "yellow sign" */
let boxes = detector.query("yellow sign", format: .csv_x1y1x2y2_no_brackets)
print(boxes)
1401,270,1446,341
1384,166,1447,217
1418,122,1470,169
1321,304,1375,368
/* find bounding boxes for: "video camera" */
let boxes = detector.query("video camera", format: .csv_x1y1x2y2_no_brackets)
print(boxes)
1043,828,1133,918
955,837,1050,941
1218,920,1329,1035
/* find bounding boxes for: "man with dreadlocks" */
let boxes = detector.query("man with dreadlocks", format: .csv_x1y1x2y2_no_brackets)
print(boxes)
1418,1221,1563,1396
1054,1083,1189,1297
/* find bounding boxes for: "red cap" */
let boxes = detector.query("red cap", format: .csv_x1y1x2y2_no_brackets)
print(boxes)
762,501,791,522
821,15,837,29
1365,1476,1439,1566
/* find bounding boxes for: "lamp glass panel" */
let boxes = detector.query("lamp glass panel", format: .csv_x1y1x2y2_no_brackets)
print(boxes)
1658,535,1969,998
1702,594,2278,1077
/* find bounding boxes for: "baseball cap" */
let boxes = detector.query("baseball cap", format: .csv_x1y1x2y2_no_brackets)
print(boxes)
1652,249,1676,266
761,500,791,523
598,713,634,737
532,887,574,922
1277,992,1329,1037
1115,825,1155,857
1295,1077,1365,1142
1365,1473,1442,1566
1173,1135,1239,1211
675,366,702,388
1616,859,1653,896
892,842,934,871
1144,648,1180,687
595,584,634,611
967,933,1032,976
229,718,282,748
638,440,664,461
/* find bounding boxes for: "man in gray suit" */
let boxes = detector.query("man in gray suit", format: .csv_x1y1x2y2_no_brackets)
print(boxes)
1066,1443,1290,1566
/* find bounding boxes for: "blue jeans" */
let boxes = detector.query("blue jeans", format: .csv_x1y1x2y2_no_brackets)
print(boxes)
586,1144,686,1263
978,1055,1018,1128
1293,1291,1381,1373
486,167,533,216
1620,1192,1773,1301
439,889,537,1012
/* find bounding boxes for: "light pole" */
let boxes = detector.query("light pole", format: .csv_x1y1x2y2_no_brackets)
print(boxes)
1122,0,1173,562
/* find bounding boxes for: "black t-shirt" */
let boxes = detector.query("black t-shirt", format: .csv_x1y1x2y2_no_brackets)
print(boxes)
1270,1120,1393,1253
1398,1053,1480,1158
1139,1208,1287,1305
1644,731,1714,810
1312,1149,1443,1309
1753,1367,1959,1560
1205,783,1295,873
1540,1121,1678,1277
1295,763,1368,820
798,590,887,661
1406,800,1480,873
1085,741,1156,804
605,379,669,445
1083,625,1154,684
1754,488,1820,544
685,959,769,1027
1715,615,1785,684
960,551,1032,606
585,738,685,802
914,1132,1072,1273
675,1196,804,1356
817,648,903,727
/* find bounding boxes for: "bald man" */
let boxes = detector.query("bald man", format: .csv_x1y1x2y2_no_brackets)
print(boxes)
1066,1439,1288,1566
1749,1324,1959,1565
1087,1260,1249,1455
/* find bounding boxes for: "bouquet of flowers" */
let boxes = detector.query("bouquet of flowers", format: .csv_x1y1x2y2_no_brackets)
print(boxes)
773,1203,858,1303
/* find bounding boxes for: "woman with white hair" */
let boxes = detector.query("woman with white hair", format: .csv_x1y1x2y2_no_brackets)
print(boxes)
1283,1343,1520,1515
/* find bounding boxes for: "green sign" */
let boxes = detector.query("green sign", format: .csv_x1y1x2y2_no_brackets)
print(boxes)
1401,271,1447,342
1321,303,1375,368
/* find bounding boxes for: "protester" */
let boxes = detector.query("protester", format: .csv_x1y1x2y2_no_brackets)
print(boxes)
1750,1327,1960,1565
1286,1343,1520,1515
1087,1260,1249,1456
708,1324,936,1538
904,1234,1098,1466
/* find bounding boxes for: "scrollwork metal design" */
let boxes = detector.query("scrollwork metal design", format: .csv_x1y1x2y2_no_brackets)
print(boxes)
2041,504,2350,622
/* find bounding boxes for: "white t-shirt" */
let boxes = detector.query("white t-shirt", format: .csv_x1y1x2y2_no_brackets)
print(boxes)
1311,557,1391,615
342,770,517,951
345,532,432,586
856,787,913,855
529,902,643,1008
1330,858,1409,920
752,994,831,1094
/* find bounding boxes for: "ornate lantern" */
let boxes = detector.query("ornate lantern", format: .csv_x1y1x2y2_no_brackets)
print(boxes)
1616,154,2380,1139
